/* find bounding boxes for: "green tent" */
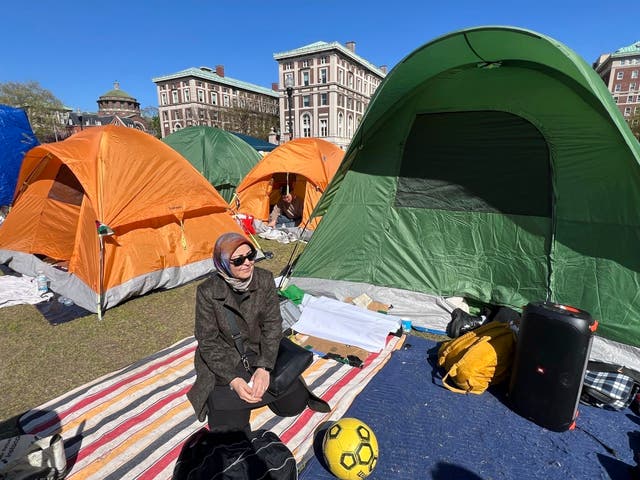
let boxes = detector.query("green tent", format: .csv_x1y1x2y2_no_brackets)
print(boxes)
163,126,261,203
291,26,640,349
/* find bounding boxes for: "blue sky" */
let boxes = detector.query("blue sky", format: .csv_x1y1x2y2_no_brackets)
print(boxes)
1,1,636,113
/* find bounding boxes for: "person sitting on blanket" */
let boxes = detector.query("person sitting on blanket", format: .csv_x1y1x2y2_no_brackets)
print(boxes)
267,185,303,228
187,232,330,433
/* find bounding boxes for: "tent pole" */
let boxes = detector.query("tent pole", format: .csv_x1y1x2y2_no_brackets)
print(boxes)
98,236,104,321
277,217,312,290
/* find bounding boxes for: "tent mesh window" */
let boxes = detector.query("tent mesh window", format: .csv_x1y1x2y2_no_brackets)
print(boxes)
48,164,84,206
395,111,551,217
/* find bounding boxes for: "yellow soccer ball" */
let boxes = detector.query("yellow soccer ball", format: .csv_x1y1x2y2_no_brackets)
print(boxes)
322,417,379,480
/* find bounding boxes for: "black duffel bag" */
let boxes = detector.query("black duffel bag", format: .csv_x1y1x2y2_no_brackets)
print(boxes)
172,428,297,480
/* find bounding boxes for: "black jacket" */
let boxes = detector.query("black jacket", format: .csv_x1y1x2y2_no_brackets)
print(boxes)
187,267,282,422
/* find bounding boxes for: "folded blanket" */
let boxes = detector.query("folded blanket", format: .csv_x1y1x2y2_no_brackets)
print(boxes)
0,274,53,307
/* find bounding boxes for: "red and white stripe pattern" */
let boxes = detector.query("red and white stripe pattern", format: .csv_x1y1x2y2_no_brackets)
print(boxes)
19,335,404,479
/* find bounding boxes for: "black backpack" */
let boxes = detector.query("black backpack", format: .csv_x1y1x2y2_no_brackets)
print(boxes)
172,428,297,480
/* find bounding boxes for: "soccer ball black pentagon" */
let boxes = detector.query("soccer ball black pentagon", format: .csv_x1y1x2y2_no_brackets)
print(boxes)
322,417,379,480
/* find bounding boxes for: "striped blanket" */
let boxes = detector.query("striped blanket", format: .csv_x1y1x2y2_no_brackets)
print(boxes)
19,335,404,479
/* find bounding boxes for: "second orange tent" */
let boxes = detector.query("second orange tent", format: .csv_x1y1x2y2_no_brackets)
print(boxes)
234,138,344,230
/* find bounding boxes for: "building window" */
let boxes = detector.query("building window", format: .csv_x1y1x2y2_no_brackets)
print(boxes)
172,90,178,103
183,89,190,102
347,114,353,137
633,70,639,79
338,69,344,85
302,95,310,107
631,83,637,91
630,96,636,103
223,95,230,107
320,56,327,65
302,71,310,86
320,93,328,105
162,111,168,120
320,68,328,84
338,112,344,136
617,71,624,80
197,90,204,102
302,59,309,68
320,118,328,136
614,96,619,103
302,114,311,137
348,73,354,88
624,107,631,116
211,92,218,105
615,84,622,92
161,93,167,106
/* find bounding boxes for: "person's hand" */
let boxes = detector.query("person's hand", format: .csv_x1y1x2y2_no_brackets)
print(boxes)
249,368,271,400
229,377,261,403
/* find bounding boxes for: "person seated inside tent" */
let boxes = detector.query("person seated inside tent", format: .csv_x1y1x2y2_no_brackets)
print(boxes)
267,185,303,228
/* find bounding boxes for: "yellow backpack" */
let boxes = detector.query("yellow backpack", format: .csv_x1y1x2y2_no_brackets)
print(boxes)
437,321,515,394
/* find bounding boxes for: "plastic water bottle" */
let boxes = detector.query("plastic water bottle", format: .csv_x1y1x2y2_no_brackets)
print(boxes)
36,270,48,295
58,295,74,306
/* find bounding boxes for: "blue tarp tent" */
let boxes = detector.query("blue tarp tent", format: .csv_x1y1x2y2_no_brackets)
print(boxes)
231,132,278,153
0,105,38,206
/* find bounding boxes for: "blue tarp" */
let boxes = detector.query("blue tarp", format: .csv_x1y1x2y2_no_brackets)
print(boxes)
0,105,38,206
231,132,277,152
300,335,638,479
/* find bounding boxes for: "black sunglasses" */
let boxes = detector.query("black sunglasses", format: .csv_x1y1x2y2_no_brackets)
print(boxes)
230,249,257,266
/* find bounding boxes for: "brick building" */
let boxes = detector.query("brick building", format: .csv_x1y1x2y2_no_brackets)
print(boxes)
66,82,149,135
152,65,279,139
593,41,640,130
272,41,387,149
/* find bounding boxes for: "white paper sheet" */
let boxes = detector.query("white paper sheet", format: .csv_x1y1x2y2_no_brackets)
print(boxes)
292,296,401,352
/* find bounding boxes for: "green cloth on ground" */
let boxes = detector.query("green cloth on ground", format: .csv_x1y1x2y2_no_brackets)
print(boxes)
279,284,305,305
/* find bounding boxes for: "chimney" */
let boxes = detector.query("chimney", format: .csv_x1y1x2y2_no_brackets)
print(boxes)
272,82,279,91
215,65,225,77
380,65,388,74
345,41,356,52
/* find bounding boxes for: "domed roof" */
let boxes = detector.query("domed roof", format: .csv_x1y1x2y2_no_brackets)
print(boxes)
99,82,136,100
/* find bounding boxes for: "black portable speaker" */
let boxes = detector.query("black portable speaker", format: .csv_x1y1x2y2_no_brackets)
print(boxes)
508,301,598,432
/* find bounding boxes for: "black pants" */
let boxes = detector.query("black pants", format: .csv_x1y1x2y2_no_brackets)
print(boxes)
207,374,309,432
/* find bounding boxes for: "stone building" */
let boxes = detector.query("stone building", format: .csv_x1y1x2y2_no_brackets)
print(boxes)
67,82,149,135
152,65,279,139
272,41,387,149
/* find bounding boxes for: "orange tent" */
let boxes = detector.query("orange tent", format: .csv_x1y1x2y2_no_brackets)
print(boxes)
0,125,244,316
235,138,344,230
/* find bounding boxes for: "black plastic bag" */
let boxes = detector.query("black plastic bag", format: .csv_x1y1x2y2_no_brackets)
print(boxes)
172,428,297,480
